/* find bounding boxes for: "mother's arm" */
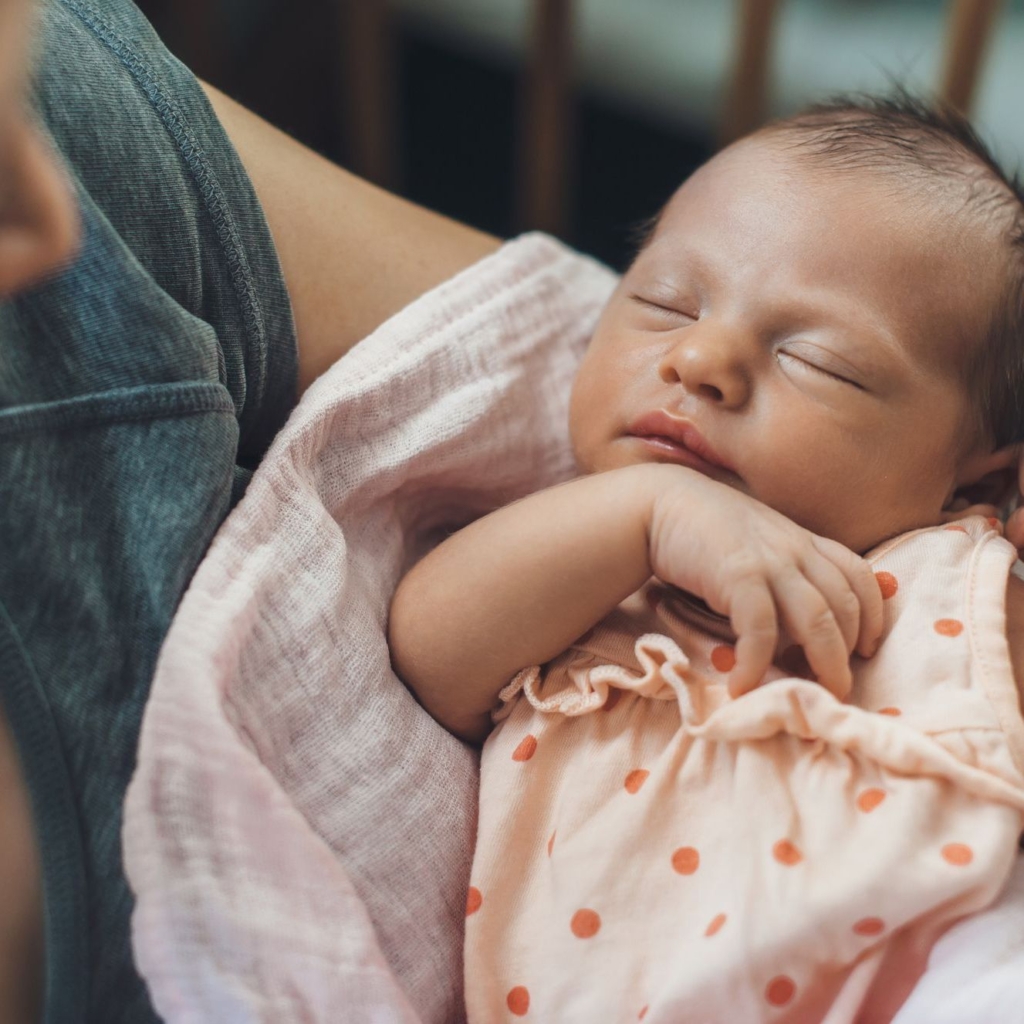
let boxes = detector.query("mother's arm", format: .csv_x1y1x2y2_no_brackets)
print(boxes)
199,82,502,396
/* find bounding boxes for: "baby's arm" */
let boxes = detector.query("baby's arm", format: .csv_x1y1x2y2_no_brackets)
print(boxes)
388,463,883,743
389,465,657,742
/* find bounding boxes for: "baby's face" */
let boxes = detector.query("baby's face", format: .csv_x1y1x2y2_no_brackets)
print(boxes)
570,134,1012,553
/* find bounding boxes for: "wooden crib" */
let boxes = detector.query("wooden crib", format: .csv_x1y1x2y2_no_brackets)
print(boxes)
340,0,1006,236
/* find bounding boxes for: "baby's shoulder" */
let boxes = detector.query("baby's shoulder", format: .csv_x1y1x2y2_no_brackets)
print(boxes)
1004,573,1024,716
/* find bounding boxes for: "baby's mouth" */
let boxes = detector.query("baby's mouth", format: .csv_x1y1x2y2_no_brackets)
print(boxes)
626,407,733,475
637,434,724,476
627,411,738,479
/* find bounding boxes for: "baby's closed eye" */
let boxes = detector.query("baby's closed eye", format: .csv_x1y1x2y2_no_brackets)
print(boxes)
776,348,866,390
628,293,698,324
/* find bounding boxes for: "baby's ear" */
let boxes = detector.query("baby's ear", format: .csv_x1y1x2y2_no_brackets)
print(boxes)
947,444,1022,513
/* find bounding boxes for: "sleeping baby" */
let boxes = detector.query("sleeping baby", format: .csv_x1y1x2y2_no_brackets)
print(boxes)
388,94,1024,1022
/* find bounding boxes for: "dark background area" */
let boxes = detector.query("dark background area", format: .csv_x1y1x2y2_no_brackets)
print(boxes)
134,0,713,270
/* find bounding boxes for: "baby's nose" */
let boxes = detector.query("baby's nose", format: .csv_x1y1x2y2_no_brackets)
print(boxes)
658,323,754,407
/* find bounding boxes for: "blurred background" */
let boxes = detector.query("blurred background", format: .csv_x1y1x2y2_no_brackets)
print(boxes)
135,0,1024,270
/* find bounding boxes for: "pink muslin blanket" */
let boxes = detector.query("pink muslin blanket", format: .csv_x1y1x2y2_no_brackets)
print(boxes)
122,234,618,1022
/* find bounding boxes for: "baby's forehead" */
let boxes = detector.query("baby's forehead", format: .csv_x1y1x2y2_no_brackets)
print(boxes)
634,140,1002,368
645,136,1006,292
661,133,987,232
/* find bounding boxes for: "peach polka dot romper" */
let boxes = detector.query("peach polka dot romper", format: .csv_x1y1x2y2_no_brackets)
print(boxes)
464,517,1024,1023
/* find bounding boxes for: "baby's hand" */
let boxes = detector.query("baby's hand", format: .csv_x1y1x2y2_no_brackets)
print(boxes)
647,471,884,699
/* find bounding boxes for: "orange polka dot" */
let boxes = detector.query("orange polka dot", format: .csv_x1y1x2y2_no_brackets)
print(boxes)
705,913,727,937
856,788,886,813
878,706,902,717
512,734,538,761
570,908,601,938
773,839,803,866
942,843,974,866
624,769,650,794
507,986,530,1015
765,975,796,1007
711,645,736,672
671,846,700,875
875,571,898,600
638,1007,649,1021
934,618,964,637
853,917,885,937
465,886,482,916
547,831,556,857
945,524,969,534
604,688,623,712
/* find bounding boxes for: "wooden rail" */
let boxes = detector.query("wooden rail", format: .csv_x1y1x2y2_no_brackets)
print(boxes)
719,0,783,147
518,0,574,235
339,0,398,189
940,0,1003,115
332,0,1009,232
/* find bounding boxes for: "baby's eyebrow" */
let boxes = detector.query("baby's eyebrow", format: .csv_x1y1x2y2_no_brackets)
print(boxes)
635,264,692,299
654,249,712,284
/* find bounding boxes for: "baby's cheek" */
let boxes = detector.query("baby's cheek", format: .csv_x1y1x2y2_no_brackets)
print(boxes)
752,476,862,546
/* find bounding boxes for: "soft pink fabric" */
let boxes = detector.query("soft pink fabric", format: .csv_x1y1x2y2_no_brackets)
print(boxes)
122,234,618,1023
467,519,1024,1023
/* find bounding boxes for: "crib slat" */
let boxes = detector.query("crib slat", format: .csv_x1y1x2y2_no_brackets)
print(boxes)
339,0,399,190
518,0,574,235
720,0,784,147
173,0,222,84
940,0,1003,115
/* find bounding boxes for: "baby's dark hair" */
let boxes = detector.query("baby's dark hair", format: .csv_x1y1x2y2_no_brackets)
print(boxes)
634,92,1024,450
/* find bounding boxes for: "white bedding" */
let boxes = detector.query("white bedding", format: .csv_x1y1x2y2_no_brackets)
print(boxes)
891,853,1024,1023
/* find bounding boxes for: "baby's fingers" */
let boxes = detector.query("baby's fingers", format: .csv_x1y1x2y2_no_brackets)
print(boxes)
799,556,861,656
727,577,778,698
773,568,852,699
812,536,884,658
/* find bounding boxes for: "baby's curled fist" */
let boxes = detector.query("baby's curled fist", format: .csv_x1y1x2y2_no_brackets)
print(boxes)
645,470,885,699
